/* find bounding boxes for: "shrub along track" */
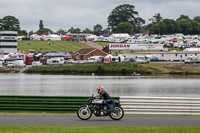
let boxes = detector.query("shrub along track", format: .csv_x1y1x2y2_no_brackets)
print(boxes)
140,62,200,74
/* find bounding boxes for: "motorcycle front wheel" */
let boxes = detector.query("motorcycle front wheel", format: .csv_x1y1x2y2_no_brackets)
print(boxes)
77,106,92,120
110,106,124,120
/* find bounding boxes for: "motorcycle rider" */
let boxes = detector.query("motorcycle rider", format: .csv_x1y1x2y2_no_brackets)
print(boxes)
97,86,112,106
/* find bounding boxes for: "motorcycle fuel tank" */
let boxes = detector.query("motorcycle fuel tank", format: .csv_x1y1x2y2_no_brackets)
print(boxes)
92,99,104,104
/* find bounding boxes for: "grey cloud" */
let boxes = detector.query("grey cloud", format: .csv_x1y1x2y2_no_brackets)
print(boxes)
0,0,199,32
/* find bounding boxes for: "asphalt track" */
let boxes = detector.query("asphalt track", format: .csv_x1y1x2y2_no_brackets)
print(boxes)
0,115,200,127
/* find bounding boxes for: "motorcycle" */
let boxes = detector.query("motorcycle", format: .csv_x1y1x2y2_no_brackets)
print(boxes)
77,95,124,120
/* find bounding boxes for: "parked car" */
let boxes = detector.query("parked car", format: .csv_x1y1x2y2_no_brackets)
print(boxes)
13,60,26,67
111,56,119,63
66,59,79,64
87,56,104,64
47,58,64,65
123,57,135,63
0,58,4,67
32,61,42,67
7,62,14,68
184,56,200,64
0,62,2,67
79,60,87,64
146,55,159,62
39,57,49,65
135,56,150,64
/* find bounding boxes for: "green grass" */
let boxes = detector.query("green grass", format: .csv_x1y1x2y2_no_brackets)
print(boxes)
144,64,176,73
143,63,188,73
0,126,199,133
24,63,151,75
17,41,90,53
95,42,108,46
168,48,183,51
17,41,184,54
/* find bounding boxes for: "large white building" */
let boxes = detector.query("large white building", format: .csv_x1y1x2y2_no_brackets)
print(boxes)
121,51,200,62
0,31,18,54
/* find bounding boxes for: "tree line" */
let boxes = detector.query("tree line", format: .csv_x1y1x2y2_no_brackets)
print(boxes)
146,14,200,35
1,4,200,36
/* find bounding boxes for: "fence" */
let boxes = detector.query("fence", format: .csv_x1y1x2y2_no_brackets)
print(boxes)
0,95,119,112
1,95,199,115
120,96,200,115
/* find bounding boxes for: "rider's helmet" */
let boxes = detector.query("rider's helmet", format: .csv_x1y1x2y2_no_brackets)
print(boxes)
97,86,104,94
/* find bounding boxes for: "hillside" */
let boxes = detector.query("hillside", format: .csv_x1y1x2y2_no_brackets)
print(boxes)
17,41,91,53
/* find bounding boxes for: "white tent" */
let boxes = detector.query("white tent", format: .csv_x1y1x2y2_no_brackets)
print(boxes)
85,35,98,40
44,34,61,41
30,34,39,40
109,33,130,38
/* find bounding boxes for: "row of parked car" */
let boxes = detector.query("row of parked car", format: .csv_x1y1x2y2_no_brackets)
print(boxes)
1,59,26,68
66,56,104,64
0,55,152,68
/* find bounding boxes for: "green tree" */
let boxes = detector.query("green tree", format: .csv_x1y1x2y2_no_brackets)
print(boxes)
93,24,103,36
162,19,176,34
193,16,200,23
114,22,134,35
177,15,190,21
102,28,110,36
68,27,81,33
18,30,27,36
29,30,34,36
36,28,52,35
57,29,67,35
176,19,193,34
39,20,44,29
0,16,20,31
108,4,145,33
36,20,52,35
149,21,166,35
82,28,92,33
191,20,200,34
149,13,163,24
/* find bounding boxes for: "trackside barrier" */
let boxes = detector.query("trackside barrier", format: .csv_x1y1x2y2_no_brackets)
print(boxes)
0,95,119,112
120,96,200,115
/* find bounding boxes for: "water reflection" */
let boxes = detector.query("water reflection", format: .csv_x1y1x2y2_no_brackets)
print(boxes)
0,73,200,97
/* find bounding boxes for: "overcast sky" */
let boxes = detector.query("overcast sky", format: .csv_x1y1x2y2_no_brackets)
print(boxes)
0,0,200,32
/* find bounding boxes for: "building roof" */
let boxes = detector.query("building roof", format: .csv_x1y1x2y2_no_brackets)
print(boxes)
75,48,107,55
76,48,95,55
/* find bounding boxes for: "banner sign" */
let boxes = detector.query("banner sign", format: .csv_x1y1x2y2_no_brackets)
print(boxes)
109,43,164,50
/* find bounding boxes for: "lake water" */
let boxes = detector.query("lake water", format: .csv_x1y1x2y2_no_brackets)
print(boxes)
0,73,200,97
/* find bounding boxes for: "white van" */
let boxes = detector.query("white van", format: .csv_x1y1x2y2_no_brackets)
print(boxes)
13,60,26,67
47,58,64,65
87,56,104,64
135,56,150,64
32,61,42,67
0,58,4,67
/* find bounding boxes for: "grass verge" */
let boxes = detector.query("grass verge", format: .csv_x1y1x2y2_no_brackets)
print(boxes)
24,63,151,75
24,62,200,75
141,63,200,74
18,40,90,53
0,126,199,133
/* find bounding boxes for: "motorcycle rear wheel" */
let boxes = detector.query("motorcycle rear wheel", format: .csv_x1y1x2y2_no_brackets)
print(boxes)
110,106,124,120
77,106,92,120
